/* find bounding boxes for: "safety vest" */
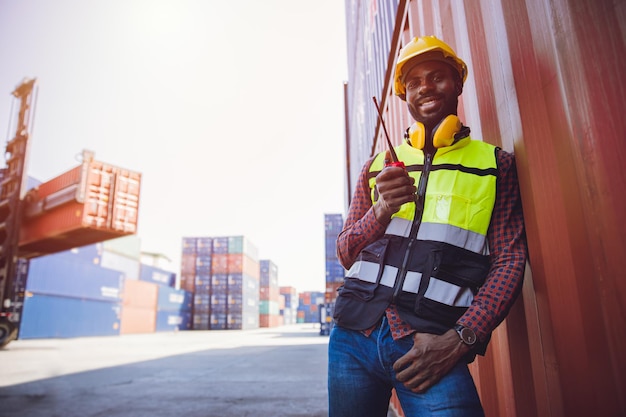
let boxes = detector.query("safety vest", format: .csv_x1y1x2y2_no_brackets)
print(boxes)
333,137,498,347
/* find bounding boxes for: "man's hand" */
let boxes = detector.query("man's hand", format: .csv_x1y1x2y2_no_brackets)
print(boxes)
393,329,470,393
373,151,416,225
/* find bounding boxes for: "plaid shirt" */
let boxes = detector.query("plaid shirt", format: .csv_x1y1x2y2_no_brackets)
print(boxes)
337,147,527,342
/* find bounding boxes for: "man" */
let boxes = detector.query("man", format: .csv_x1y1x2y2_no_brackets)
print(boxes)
328,36,527,416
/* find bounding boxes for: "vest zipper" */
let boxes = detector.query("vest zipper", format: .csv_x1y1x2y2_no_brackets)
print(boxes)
392,150,434,303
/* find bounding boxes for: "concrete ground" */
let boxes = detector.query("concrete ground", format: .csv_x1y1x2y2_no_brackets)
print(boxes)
0,324,332,417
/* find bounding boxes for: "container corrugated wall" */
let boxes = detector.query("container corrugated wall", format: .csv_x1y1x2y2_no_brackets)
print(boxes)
18,158,141,258
344,1,625,416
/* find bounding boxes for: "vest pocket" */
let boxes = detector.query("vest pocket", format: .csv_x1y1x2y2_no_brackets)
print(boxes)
415,298,467,328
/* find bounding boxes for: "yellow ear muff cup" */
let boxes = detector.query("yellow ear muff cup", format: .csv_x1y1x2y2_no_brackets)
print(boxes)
432,115,462,148
408,122,426,149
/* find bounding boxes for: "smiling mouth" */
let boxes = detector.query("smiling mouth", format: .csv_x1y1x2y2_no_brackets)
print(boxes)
418,96,442,111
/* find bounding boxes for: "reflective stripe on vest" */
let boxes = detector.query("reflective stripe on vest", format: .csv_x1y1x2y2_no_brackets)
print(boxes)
346,259,474,307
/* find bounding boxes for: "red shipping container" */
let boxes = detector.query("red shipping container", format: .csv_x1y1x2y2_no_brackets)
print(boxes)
19,153,141,258
211,253,228,274
227,253,259,279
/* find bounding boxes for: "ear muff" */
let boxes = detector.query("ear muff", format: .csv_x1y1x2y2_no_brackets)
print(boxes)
407,115,468,149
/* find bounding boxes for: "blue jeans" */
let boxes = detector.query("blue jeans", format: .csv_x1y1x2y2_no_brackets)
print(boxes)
328,317,484,417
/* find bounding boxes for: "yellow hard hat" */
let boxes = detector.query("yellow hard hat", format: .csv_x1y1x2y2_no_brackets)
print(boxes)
394,36,468,99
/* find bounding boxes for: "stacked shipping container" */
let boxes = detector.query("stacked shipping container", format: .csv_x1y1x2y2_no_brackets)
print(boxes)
296,291,325,323
181,235,260,331
322,213,345,335
19,245,123,339
279,286,298,325
259,259,282,328
324,213,344,303
18,236,189,339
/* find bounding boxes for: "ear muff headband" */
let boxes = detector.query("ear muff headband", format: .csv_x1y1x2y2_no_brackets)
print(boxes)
407,115,466,149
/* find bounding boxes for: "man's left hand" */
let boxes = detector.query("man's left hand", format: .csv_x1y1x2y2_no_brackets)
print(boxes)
393,329,470,393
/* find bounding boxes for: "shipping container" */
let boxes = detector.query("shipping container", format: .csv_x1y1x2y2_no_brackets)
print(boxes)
181,237,197,255
18,153,141,258
157,286,192,312
196,237,213,255
259,314,283,328
27,254,124,302
344,1,626,416
139,263,176,287
155,310,192,332
227,235,259,261
63,243,104,265
19,293,121,339
279,286,298,309
100,250,140,280
122,279,158,310
179,273,195,293
211,237,229,254
193,312,210,330
324,213,344,232
119,305,156,334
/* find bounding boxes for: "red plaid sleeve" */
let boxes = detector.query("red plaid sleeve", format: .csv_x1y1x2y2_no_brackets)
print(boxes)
456,150,528,342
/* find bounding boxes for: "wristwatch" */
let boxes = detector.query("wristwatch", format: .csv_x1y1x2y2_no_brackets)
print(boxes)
454,324,477,346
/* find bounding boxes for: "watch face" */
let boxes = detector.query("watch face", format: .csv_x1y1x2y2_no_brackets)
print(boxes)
460,327,477,345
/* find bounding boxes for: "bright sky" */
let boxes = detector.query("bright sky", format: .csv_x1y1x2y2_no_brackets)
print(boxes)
0,0,348,293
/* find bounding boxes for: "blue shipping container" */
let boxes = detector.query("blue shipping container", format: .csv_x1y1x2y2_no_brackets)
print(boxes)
139,264,176,287
182,237,197,255
157,286,193,312
19,293,121,339
27,255,124,301
155,310,192,332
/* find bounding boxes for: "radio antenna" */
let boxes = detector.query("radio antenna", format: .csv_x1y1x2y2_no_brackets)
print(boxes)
372,96,399,162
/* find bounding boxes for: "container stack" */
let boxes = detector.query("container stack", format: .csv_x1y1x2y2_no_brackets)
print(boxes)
297,291,325,323
322,214,345,335
181,235,260,331
155,284,193,332
324,213,345,304
279,286,298,325
259,259,282,328
19,244,124,339
180,237,212,330
18,235,187,339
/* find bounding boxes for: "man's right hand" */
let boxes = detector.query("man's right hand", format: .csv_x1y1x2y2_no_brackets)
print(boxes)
373,151,416,225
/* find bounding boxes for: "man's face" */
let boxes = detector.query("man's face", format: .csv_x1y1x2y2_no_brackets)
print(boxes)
403,60,462,130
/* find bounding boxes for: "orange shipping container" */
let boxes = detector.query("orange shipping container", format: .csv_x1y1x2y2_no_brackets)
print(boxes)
122,279,158,309
259,314,283,328
18,151,141,258
120,305,156,334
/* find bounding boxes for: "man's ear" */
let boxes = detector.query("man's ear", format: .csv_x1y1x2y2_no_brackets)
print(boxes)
456,80,463,96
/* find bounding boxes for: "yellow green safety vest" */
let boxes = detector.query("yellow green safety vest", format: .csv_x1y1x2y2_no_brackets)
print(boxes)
368,137,497,254
333,137,498,351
